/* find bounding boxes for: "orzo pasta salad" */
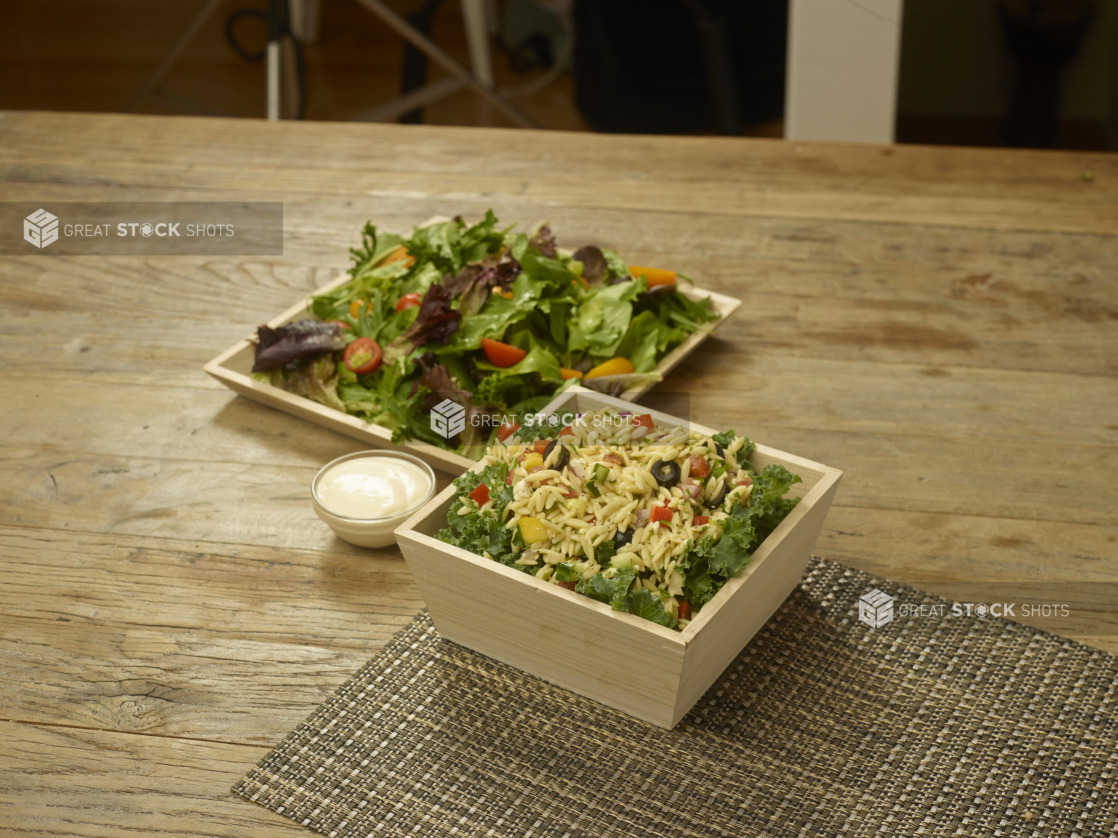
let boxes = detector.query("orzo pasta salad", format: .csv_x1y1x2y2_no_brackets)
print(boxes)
436,409,803,630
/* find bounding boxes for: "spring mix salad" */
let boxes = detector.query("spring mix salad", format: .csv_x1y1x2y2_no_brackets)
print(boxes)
437,408,803,630
251,213,720,456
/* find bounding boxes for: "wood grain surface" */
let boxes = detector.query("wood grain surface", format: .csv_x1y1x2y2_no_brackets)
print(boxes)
1,110,1115,835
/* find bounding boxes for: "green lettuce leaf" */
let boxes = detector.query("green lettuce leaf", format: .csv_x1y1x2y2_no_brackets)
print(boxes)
568,279,646,358
276,354,346,412
511,233,578,291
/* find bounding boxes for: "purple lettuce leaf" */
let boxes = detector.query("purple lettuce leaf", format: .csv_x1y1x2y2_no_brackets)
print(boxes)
573,245,608,286
252,319,346,372
383,284,462,364
528,225,557,258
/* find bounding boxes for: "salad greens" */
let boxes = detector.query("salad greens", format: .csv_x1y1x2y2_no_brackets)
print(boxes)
252,212,721,457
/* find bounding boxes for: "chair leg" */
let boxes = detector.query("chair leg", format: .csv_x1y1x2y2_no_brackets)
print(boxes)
352,0,538,128
126,0,226,112
462,0,495,87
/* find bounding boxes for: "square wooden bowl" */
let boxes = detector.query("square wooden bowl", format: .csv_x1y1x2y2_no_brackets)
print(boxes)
395,386,843,728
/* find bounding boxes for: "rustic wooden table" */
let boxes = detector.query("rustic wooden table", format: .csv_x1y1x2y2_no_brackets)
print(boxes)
1,111,1115,835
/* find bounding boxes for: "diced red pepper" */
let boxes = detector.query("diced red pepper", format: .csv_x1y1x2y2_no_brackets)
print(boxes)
679,600,692,621
497,422,521,442
688,455,710,479
506,469,516,485
650,505,673,526
559,424,575,436
532,439,550,455
692,515,709,527
469,484,490,506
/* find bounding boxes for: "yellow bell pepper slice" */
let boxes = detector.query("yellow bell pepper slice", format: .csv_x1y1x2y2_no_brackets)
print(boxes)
519,517,550,544
583,357,635,380
629,265,676,287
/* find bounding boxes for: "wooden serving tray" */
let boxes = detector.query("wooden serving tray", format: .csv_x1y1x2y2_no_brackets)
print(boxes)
395,386,843,728
204,228,741,475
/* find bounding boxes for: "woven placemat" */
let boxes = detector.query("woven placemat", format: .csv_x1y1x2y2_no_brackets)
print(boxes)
234,557,1118,837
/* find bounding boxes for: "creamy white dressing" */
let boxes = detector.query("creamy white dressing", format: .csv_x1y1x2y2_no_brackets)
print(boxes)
316,457,431,519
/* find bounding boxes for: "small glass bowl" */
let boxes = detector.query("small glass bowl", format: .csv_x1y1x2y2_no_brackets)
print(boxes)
311,450,437,548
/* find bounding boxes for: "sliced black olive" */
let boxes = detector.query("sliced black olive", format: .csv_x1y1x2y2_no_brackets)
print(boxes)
710,483,729,509
543,438,570,471
714,442,724,458
651,459,681,488
614,528,634,549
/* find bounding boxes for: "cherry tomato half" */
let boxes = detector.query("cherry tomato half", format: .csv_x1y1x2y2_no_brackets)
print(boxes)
497,422,521,442
396,292,423,312
343,337,382,375
688,455,710,479
481,338,528,368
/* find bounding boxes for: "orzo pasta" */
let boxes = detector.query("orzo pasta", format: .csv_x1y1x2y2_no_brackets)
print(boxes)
437,409,802,630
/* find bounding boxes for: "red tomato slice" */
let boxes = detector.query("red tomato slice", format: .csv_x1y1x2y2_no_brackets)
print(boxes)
481,338,528,368
650,505,673,525
559,425,575,436
688,455,710,478
692,515,710,527
396,292,423,312
497,422,521,442
469,484,490,506
343,337,382,375
633,414,655,431
678,600,692,621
